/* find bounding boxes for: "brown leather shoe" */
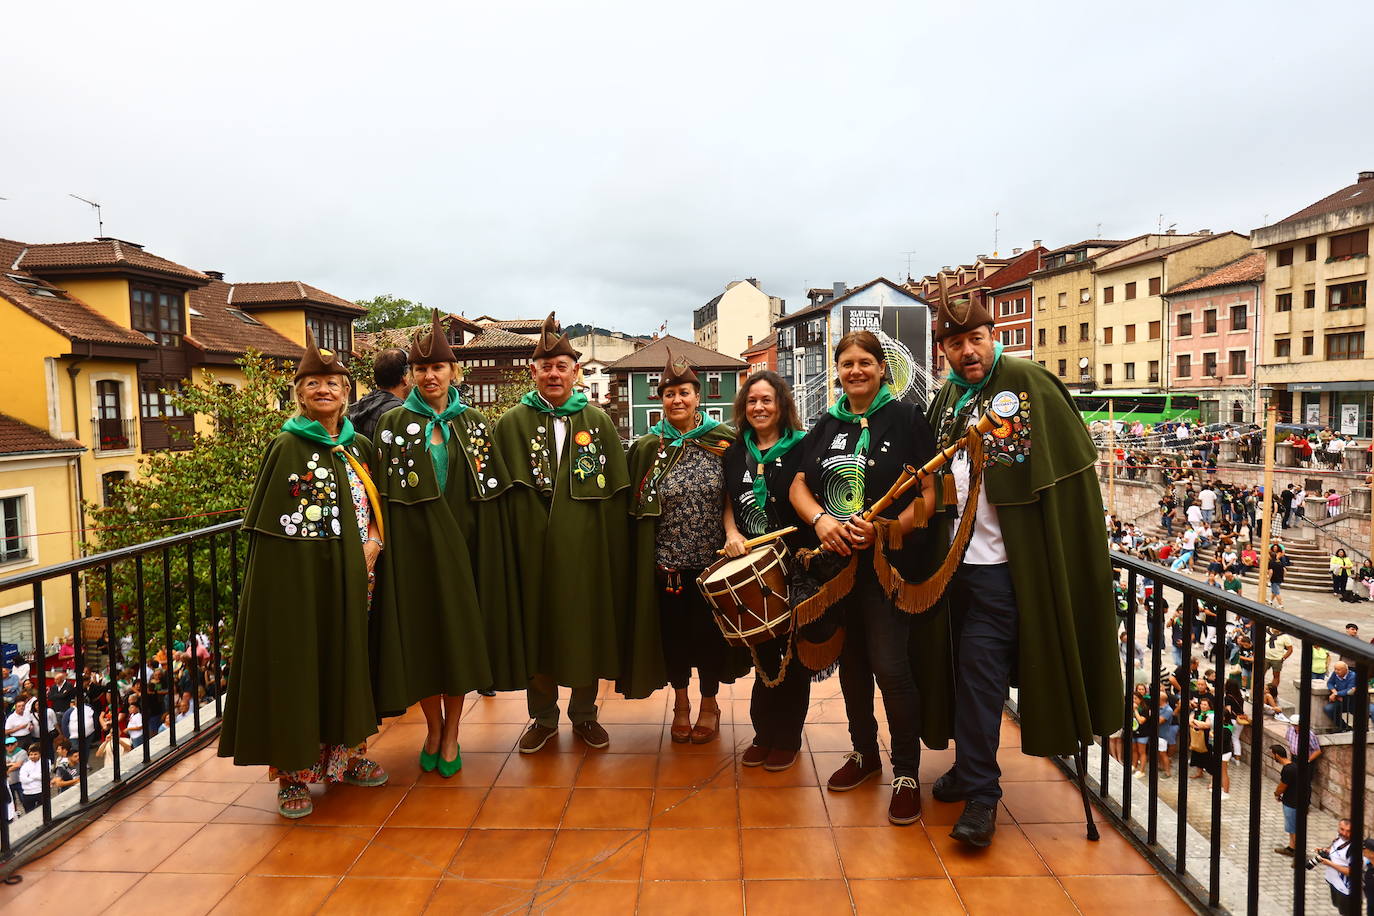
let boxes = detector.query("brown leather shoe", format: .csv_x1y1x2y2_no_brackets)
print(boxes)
888,776,922,825
826,750,881,791
741,743,771,767
572,719,610,749
763,748,798,772
518,723,558,754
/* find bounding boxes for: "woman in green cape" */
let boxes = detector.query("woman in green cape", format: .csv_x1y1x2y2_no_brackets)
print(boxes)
218,334,388,820
370,311,519,777
626,350,745,744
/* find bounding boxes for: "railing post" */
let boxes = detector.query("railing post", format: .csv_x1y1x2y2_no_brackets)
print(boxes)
1295,641,1314,915
135,554,150,766
186,541,200,731
104,562,120,782
30,581,52,824
1176,593,1195,878
162,547,176,750
70,572,89,805
1350,664,1368,916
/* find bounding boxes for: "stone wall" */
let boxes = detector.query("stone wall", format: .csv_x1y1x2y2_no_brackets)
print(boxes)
1237,718,1374,833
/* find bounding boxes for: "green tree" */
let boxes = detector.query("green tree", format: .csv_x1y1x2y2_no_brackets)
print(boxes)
353,294,431,334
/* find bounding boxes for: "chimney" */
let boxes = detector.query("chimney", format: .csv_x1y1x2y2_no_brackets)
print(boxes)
746,278,760,289
833,281,847,298
746,335,754,348
1196,229,1212,235
1359,171,1374,182
1032,239,1043,248
203,270,224,281
1012,247,1023,256
1166,228,1177,235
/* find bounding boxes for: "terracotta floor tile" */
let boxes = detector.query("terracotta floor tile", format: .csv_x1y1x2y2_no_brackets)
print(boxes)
451,723,525,753
214,781,287,825
155,822,291,874
561,787,654,829
804,694,851,723
655,753,735,788
425,878,536,914
363,741,423,787
159,780,255,803
319,876,439,914
743,878,853,914
307,785,408,827
124,792,231,823
447,828,555,880
472,786,571,828
595,696,667,724
542,828,646,881
929,823,1050,877
249,825,375,876
1000,715,1023,748
574,752,658,787
638,879,744,915
4,870,142,909
998,753,1068,782
529,879,639,914
599,723,665,755
661,724,739,753
953,876,1078,915
58,820,202,872
493,749,584,786
642,827,742,880
103,786,166,821
211,874,339,913
740,827,841,879
106,873,238,916
1060,875,1194,914
1000,779,1092,824
418,752,508,788
821,781,898,827
184,754,267,782
386,787,486,829
850,878,964,914
834,826,945,878
811,750,892,786
737,751,820,787
458,698,533,724
738,786,830,827
915,747,957,783
348,826,466,878
804,722,861,752
1021,822,1159,876
651,787,740,828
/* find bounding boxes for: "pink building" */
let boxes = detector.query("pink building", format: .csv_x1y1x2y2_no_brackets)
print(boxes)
1164,253,1265,425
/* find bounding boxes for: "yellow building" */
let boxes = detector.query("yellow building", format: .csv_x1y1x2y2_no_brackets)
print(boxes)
1253,171,1374,433
1029,239,1129,388
0,237,362,654
1094,232,1252,389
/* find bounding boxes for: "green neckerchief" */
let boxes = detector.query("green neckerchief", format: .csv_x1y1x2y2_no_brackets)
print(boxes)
743,427,805,512
520,389,589,417
649,413,720,448
281,414,356,447
827,384,894,456
403,385,467,494
947,341,1006,416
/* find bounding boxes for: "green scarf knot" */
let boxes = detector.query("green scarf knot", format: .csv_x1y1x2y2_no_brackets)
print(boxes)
403,386,467,494
744,427,805,514
948,341,1005,416
281,415,356,447
827,384,894,455
520,389,588,417
650,414,719,447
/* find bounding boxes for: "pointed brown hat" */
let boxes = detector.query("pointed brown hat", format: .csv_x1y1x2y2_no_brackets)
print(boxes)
294,327,351,380
657,347,700,393
531,311,581,361
934,293,996,342
409,308,459,364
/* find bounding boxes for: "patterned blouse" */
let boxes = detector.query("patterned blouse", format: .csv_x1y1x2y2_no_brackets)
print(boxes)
654,443,726,570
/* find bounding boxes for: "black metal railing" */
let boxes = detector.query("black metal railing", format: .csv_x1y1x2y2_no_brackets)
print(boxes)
1039,552,1374,914
0,519,243,864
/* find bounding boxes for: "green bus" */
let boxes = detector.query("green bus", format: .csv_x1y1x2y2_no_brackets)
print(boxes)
1072,391,1200,425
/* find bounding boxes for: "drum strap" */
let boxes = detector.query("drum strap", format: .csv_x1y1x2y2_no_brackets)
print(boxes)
750,627,795,688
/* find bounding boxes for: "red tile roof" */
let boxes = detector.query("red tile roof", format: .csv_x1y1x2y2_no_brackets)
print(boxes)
741,331,777,357
1165,253,1266,295
0,238,157,349
1276,173,1374,226
459,326,538,351
474,317,545,333
15,239,208,283
229,281,364,315
186,280,304,359
0,413,83,456
1093,233,1247,273
951,248,1047,295
604,334,746,372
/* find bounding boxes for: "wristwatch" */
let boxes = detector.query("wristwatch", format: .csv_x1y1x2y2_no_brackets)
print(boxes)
810,510,825,527
365,537,384,550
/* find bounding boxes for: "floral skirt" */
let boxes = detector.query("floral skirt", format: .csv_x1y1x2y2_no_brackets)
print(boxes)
269,742,366,784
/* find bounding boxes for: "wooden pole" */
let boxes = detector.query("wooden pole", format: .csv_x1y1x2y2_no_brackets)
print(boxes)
1257,398,1277,604
1107,400,1117,516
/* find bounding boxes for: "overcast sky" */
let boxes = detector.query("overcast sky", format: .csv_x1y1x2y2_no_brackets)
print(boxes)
3,1,1372,338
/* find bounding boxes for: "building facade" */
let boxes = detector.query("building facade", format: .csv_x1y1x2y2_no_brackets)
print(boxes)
693,279,784,360
740,332,777,376
1029,239,1128,388
1253,171,1374,435
1163,253,1266,424
605,335,744,438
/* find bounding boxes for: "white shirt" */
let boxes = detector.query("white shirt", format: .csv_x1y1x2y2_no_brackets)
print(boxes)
1186,505,1202,526
950,418,1008,565
552,416,568,469
1325,837,1351,894
18,758,43,795
5,710,32,737
126,712,143,739
1199,489,1216,511
1181,529,1198,552
66,704,96,738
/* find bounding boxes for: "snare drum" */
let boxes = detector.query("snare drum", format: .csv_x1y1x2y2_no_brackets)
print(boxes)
697,542,792,647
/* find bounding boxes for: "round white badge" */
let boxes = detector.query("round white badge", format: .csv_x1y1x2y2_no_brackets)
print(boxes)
406,422,421,435
990,390,1020,418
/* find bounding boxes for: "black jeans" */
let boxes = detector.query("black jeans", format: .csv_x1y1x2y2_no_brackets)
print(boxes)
838,563,922,779
946,562,1021,806
749,635,811,752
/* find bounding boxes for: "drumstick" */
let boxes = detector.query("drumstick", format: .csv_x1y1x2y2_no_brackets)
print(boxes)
716,526,798,556
861,410,1005,521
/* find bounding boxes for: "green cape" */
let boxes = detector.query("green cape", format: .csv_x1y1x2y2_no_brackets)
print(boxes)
625,424,751,693
370,404,524,714
218,431,378,770
494,401,652,693
927,354,1123,756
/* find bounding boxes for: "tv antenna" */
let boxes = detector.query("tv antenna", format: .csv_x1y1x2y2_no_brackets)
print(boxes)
902,250,919,279
993,211,1000,257
70,194,103,236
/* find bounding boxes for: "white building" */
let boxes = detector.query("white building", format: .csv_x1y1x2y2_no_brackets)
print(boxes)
693,279,784,360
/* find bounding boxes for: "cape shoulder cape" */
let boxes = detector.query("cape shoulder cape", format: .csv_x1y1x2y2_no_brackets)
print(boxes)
373,405,508,505
928,356,1122,756
627,425,737,519
500,402,630,500
242,431,375,540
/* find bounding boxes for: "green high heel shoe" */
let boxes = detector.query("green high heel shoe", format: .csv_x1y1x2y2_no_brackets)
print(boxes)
437,746,463,778
419,747,439,773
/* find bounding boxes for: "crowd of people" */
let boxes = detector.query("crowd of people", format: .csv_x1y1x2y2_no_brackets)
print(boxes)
1094,416,1374,475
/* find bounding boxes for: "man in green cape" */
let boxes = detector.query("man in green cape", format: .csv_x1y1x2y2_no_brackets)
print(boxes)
494,313,639,753
925,295,1122,848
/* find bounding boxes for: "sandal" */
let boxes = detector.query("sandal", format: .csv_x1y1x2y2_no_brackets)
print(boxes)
341,757,390,788
671,704,693,744
277,782,313,819
690,703,720,744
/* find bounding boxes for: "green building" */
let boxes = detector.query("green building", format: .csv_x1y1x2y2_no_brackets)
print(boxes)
605,334,746,440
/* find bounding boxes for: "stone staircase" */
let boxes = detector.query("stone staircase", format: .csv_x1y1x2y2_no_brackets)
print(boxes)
1135,522,1335,593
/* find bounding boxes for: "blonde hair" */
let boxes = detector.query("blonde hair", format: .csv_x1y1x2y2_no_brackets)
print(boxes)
292,373,352,424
